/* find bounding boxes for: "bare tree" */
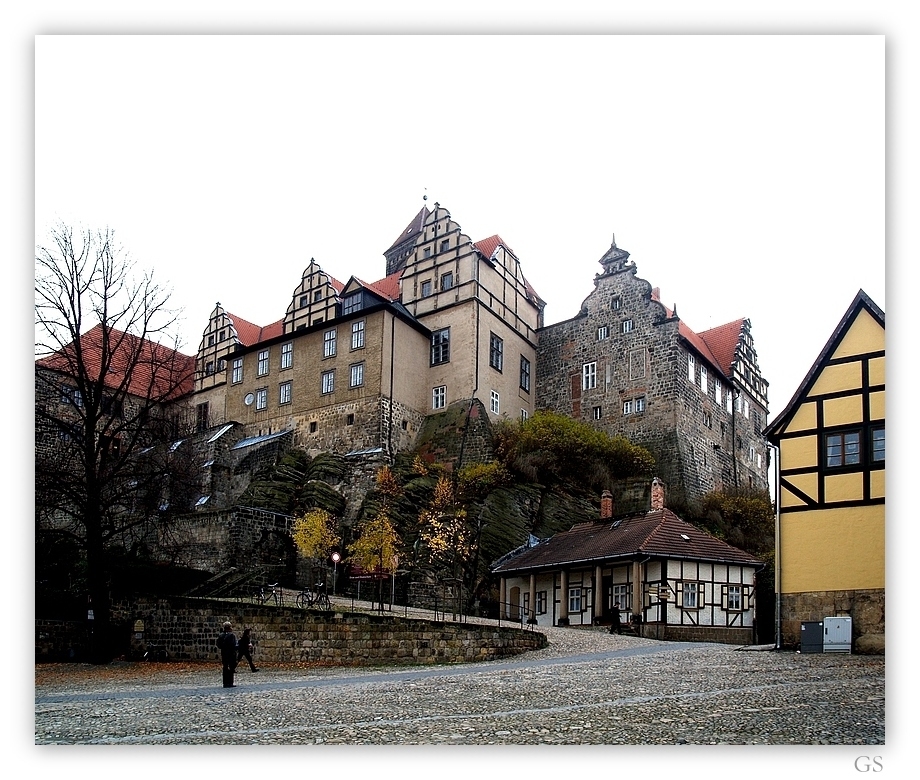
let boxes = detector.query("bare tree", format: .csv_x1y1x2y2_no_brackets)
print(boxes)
35,224,195,663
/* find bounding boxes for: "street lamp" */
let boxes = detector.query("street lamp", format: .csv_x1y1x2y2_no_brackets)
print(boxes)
331,551,341,595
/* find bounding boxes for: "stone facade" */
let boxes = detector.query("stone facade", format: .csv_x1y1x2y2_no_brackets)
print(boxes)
536,238,769,508
779,588,885,654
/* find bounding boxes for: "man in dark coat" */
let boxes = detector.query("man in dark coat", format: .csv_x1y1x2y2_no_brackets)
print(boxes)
609,601,622,635
217,621,238,687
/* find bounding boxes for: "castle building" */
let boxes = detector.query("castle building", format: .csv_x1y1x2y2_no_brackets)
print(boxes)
536,237,770,508
189,203,546,458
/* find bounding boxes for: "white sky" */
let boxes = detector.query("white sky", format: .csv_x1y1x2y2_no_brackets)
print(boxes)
34,34,885,417
11,2,918,774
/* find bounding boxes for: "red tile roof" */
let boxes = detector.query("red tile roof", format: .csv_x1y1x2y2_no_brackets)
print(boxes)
649,289,742,380
224,312,285,347
361,270,403,301
492,508,761,574
36,324,195,400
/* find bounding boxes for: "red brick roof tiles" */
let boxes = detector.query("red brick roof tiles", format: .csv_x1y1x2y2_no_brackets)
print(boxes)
36,324,195,400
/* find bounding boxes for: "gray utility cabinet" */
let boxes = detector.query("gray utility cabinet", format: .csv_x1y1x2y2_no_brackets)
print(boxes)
800,621,824,653
823,616,853,653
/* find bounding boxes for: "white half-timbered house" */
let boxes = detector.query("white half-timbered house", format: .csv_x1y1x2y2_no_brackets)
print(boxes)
491,478,763,644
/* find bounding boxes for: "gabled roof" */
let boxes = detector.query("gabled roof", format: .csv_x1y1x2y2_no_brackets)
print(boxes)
765,289,885,439
385,205,430,253
491,508,761,575
361,269,403,301
223,311,285,346
36,324,195,400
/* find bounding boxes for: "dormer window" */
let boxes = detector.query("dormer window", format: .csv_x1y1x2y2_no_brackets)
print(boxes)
343,292,363,315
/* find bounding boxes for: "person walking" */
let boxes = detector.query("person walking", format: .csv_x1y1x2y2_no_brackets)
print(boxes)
217,621,238,687
609,600,622,635
237,627,259,672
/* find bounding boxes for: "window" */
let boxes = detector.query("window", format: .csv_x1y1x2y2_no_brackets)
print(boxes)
431,328,450,365
583,362,597,390
313,289,322,302
322,370,335,394
715,382,722,405
568,587,583,613
346,413,355,426
612,584,630,612
521,592,530,621
622,319,634,333
421,279,432,297
279,381,292,405
593,406,602,420
826,430,861,467
351,320,365,349
441,272,453,291
611,297,621,310
597,325,609,340
323,328,337,358
232,358,243,384
350,362,364,388
432,385,446,410
688,354,696,383
681,582,700,609
701,366,708,394
489,333,504,371
635,396,646,413
257,349,269,376
196,402,209,431
725,585,743,611
440,238,450,253
219,329,225,342
309,421,318,433
536,591,547,615
520,409,529,421
520,356,531,392
207,335,214,346
300,295,309,309
343,292,363,314
743,398,750,418
490,390,500,414
703,411,712,428
205,361,215,375
61,385,84,407
255,388,267,410
623,400,633,415
423,247,432,259
280,342,293,370
872,427,885,462
218,359,226,372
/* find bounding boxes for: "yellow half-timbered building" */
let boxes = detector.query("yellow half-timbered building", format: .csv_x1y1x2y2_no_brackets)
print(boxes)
765,290,884,652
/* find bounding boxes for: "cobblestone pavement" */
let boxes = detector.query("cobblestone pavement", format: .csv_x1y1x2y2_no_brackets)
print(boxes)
35,620,884,748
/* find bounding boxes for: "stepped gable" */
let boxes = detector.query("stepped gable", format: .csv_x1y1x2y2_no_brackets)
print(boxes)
492,508,760,574
473,234,544,306
37,323,195,399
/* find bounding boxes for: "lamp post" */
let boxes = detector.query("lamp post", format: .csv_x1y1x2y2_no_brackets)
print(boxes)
331,551,341,596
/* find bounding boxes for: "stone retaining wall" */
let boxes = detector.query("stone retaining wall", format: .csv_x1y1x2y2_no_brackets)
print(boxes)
779,588,885,654
37,596,548,665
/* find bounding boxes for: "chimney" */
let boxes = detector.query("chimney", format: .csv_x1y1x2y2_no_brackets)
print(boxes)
600,490,614,520
651,477,665,510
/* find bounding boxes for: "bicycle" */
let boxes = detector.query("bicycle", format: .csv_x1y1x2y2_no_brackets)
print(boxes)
255,582,283,607
296,585,331,610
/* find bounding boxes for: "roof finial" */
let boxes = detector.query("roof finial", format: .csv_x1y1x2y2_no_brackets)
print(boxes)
612,232,616,247
422,187,428,204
